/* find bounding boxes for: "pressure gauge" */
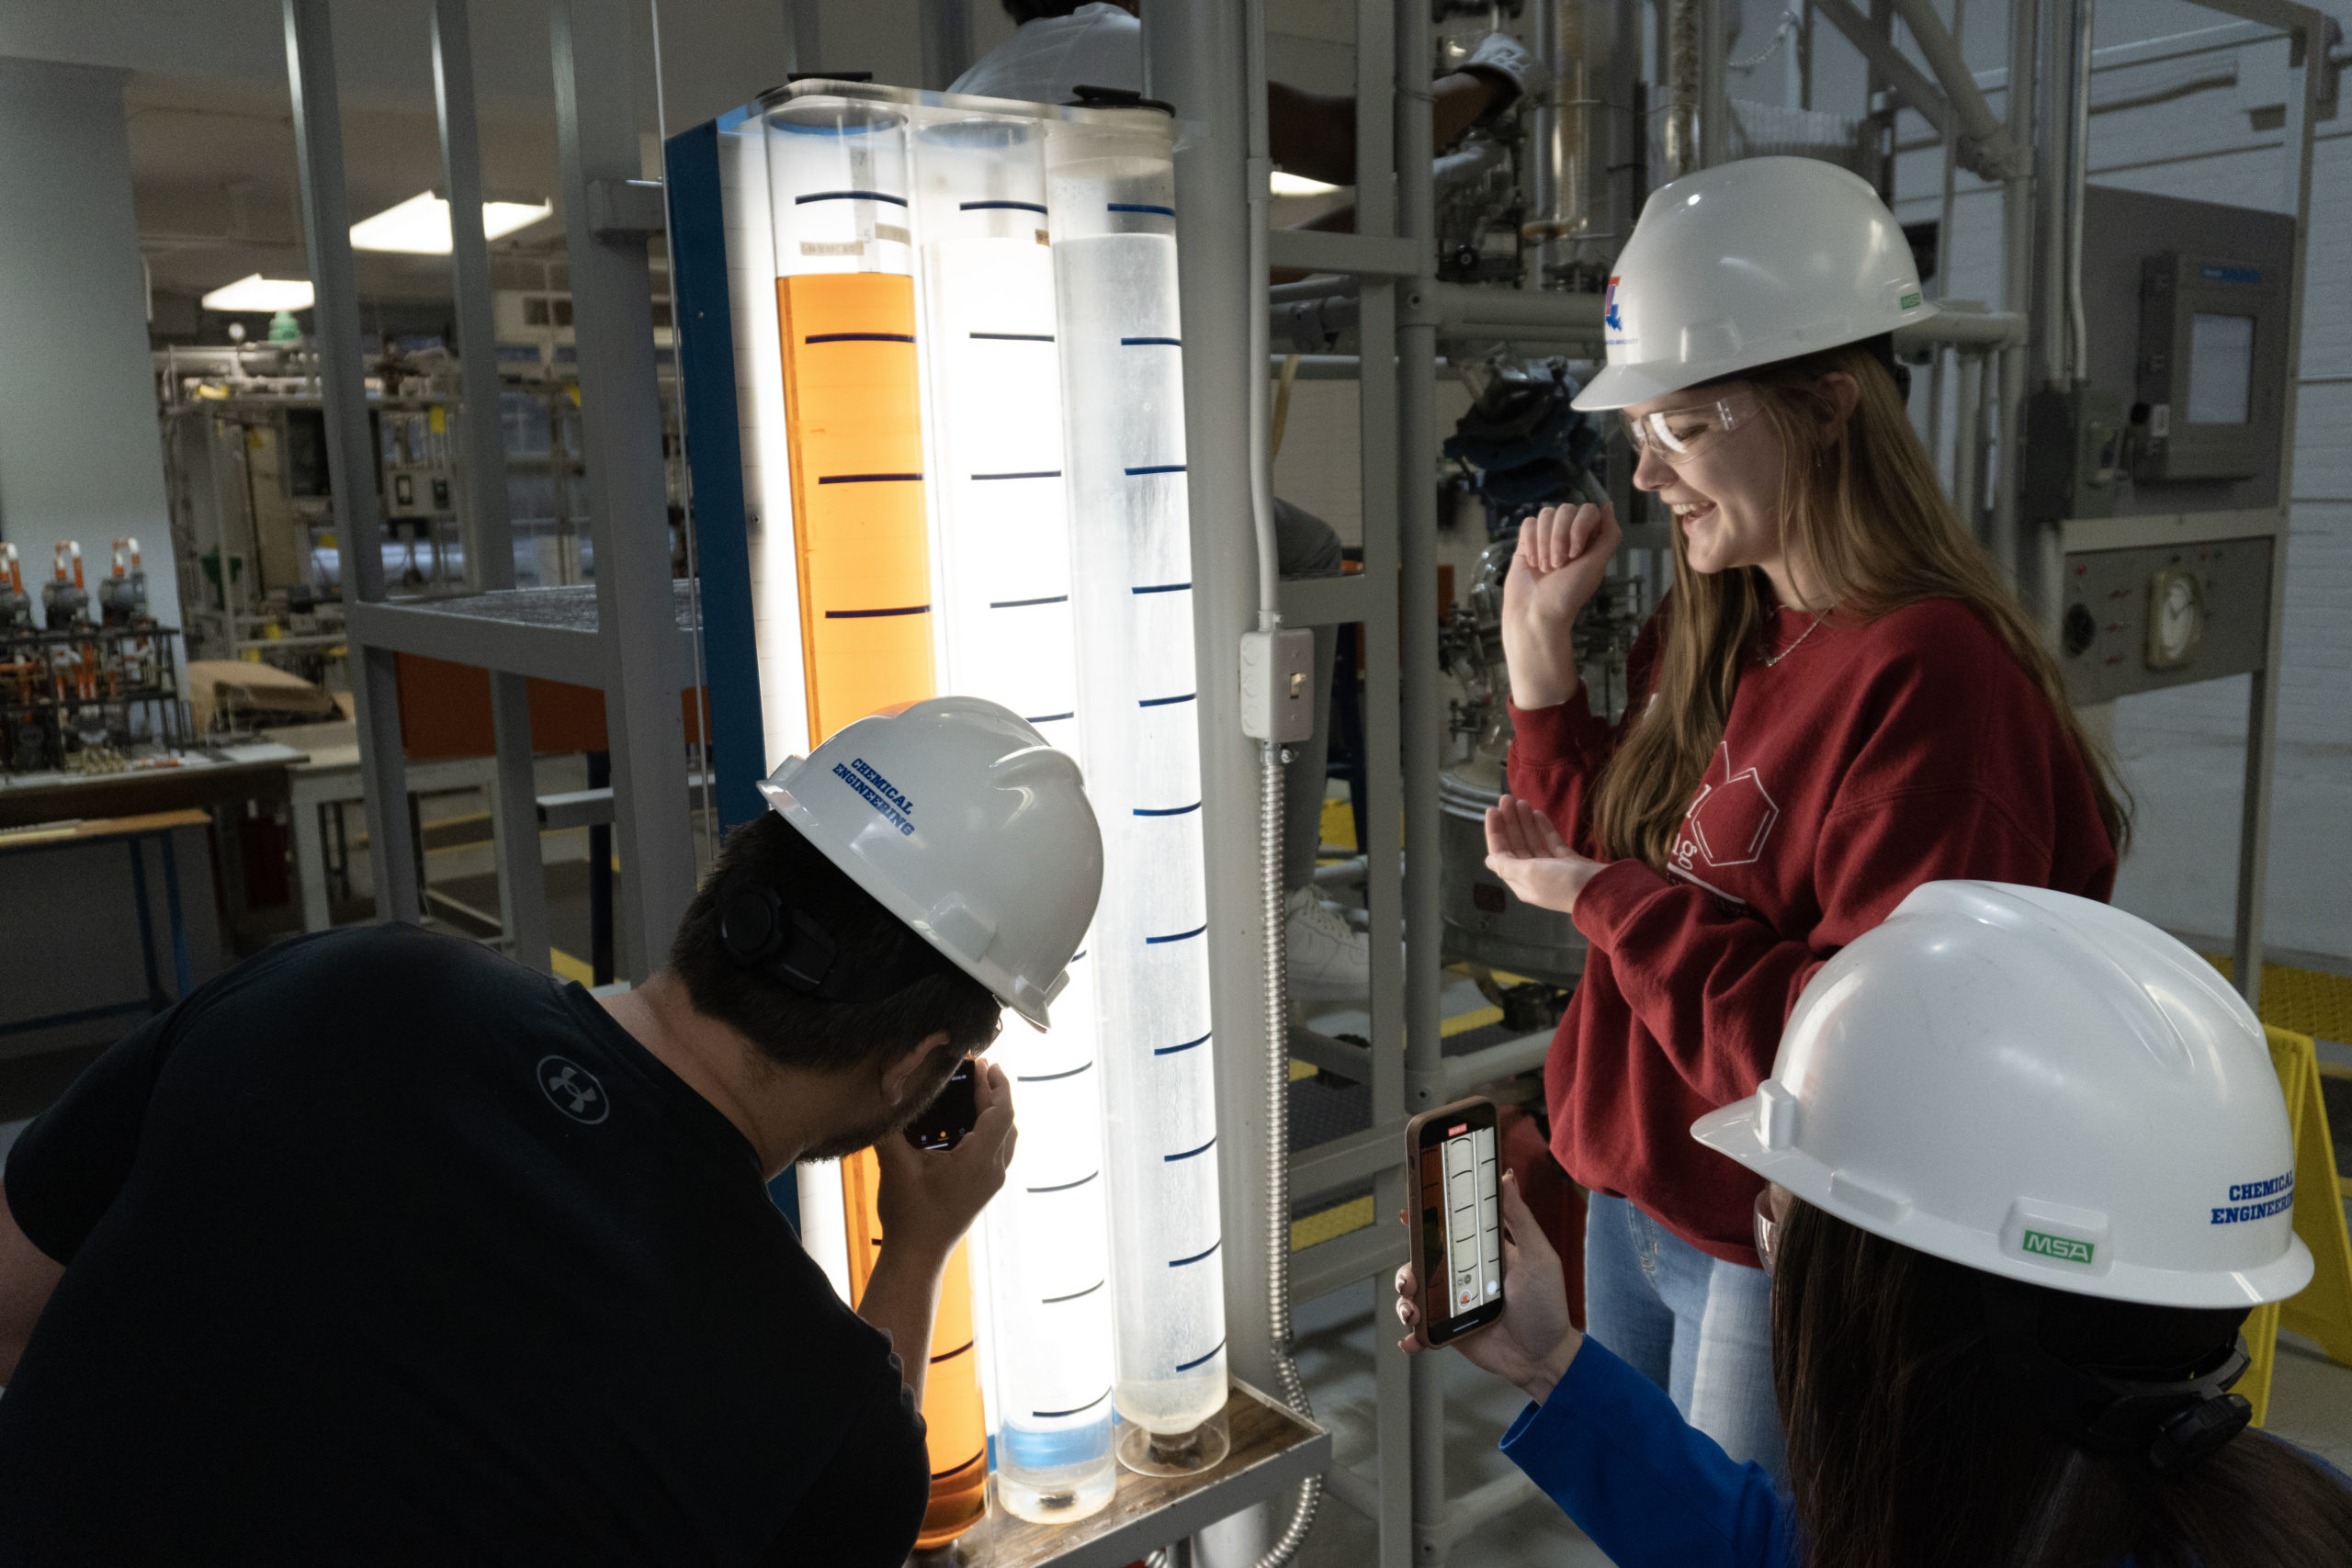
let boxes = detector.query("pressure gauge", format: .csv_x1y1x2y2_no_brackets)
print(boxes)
2145,567,2205,671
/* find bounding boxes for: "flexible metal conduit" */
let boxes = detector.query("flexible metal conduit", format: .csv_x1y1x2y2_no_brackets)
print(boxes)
1244,0,1318,1557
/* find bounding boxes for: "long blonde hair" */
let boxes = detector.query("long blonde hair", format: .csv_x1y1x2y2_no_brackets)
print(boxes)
1589,341,2132,868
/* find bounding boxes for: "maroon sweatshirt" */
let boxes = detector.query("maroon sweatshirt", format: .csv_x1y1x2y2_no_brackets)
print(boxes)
1508,595,2117,1268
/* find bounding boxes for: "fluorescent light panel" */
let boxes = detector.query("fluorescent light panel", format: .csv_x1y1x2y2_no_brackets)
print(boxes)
200,274,315,312
349,191,553,254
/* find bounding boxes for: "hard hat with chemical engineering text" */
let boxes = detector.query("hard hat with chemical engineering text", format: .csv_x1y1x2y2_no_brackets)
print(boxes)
1574,155,1937,411
755,695,1103,1031
1692,881,2312,1309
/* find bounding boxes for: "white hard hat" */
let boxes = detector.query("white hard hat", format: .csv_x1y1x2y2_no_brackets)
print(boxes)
754,695,1103,1031
1574,155,1937,412
1693,882,2312,1310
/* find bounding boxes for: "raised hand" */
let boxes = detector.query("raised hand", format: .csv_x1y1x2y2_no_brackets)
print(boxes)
1483,795,1606,916
1499,502,1620,710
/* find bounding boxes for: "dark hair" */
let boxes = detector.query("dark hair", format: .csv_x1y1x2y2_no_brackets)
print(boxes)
1773,1201,2352,1568
669,814,1002,1073
1002,0,1091,21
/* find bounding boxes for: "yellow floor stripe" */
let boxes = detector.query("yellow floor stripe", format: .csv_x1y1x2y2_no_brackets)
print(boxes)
2206,956,2352,1044
549,947,595,986
1319,796,1357,852
1290,1059,1317,1082
1441,1004,1504,1039
1292,1194,1376,1251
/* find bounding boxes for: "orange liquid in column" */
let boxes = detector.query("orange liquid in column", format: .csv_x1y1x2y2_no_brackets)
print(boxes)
842,1149,989,1545
777,272,936,742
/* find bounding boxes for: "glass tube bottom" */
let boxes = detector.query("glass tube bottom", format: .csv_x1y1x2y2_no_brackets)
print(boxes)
1113,1407,1231,1477
993,1419,1117,1523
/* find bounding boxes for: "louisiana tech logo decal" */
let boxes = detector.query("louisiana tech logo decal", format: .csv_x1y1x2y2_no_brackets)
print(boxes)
1603,276,1629,344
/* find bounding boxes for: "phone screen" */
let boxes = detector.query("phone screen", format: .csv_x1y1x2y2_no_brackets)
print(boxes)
1417,1108,1504,1344
903,1058,979,1152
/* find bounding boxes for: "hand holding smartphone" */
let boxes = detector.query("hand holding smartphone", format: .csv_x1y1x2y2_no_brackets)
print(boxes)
902,1058,981,1151
1403,1096,1506,1348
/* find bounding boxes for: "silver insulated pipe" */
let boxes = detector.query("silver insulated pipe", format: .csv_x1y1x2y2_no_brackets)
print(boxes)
1526,0,1598,286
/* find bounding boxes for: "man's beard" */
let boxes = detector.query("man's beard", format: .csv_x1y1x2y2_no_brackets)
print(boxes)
798,1043,966,1163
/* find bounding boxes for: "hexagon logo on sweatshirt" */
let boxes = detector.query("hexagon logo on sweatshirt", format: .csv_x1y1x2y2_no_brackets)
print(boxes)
1678,750,1780,870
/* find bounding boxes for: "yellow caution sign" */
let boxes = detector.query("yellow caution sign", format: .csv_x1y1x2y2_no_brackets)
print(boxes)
2241,1025,2352,1427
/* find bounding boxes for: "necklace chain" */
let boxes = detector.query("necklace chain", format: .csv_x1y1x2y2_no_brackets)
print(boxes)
1758,614,1826,667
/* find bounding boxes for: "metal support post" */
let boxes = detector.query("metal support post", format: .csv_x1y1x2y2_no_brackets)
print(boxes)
1700,0,1731,166
1992,0,2037,585
1353,0,1412,1559
918,0,974,91
782,0,823,74
435,0,550,973
550,0,697,978
283,0,419,927
1396,0,1448,1559
2233,3,2325,1012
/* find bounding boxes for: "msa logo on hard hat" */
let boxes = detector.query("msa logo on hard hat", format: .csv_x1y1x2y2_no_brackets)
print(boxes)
832,755,916,837
1603,276,1631,345
2021,1230,2095,1266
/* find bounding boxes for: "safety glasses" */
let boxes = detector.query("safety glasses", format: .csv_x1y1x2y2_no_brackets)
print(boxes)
1622,393,1753,464
1753,1185,1781,1275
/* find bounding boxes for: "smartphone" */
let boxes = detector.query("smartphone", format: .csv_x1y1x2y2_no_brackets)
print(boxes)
903,1058,979,1152
1404,1096,1505,1348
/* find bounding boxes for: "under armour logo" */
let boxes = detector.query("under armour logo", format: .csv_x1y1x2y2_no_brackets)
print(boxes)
537,1055,610,1124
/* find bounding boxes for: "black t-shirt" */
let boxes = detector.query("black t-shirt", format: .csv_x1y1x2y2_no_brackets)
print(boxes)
0,924,927,1566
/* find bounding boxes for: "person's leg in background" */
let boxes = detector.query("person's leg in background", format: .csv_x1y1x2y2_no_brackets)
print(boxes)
1272,498,1369,1000
1620,1200,1788,1488
1579,1192,1676,1393
1688,1255,1785,1488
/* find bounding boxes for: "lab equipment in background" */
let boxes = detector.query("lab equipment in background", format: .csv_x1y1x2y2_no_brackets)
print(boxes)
1436,535,1637,988
99,539,152,628
42,543,89,632
2030,188,2297,706
0,547,30,634
2,540,188,777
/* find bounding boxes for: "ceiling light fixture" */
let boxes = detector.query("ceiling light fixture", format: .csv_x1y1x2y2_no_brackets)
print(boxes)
1270,171,1343,197
200,274,316,312
348,191,555,254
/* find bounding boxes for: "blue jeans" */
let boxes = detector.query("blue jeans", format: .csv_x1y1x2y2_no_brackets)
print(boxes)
1583,1191,1787,1489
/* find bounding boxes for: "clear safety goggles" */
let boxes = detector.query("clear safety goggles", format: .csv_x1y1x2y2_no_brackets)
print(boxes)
1753,1185,1781,1275
1622,393,1753,464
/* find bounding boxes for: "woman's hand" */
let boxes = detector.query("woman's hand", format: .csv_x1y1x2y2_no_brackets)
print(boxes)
1484,795,1608,916
1396,1171,1583,1404
1500,502,1621,710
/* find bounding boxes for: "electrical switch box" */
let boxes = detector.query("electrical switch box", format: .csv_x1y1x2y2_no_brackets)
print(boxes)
1238,626,1316,743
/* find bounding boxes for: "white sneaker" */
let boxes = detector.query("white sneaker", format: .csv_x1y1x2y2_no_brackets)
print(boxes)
1286,886,1374,1001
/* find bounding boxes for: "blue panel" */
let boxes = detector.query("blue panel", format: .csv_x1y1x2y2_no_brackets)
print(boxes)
665,120,769,834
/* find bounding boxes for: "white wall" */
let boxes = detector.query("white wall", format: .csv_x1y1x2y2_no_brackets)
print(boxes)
0,56,179,641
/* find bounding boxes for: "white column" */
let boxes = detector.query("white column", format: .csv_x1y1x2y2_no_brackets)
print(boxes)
0,58,182,662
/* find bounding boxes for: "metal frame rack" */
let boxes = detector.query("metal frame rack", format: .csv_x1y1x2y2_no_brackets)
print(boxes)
281,0,698,977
